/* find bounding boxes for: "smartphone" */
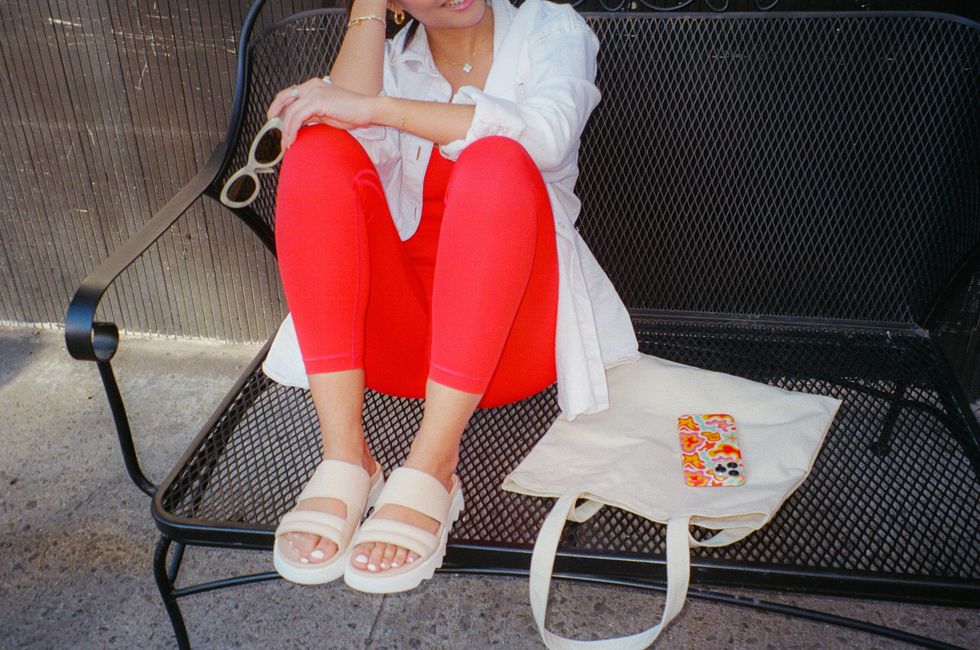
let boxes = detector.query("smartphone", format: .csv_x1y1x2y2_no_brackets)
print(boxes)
677,413,745,487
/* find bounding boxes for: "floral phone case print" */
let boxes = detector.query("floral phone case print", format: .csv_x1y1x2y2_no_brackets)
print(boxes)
678,413,745,487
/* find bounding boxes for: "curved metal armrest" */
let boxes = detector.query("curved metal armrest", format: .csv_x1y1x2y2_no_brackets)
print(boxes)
64,142,228,361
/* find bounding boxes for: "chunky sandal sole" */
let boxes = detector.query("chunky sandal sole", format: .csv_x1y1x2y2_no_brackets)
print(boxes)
343,473,464,594
273,462,385,585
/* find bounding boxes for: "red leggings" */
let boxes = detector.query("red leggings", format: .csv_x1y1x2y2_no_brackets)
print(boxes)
273,124,558,409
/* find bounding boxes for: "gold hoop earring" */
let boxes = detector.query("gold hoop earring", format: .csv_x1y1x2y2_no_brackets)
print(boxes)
393,9,406,25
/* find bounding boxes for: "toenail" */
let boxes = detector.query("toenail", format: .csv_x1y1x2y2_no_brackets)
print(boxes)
407,556,415,563
311,549,324,560
380,561,388,568
300,557,310,564
355,554,368,563
391,561,400,567
367,563,377,571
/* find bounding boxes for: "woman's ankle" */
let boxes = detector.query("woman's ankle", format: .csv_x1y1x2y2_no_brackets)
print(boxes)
321,431,373,468
403,446,459,491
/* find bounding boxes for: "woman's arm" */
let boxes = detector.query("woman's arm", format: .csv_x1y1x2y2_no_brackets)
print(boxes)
439,12,602,172
273,82,476,149
326,0,388,95
370,96,476,146
275,5,600,156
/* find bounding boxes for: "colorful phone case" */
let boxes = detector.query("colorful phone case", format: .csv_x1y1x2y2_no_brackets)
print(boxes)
677,413,745,487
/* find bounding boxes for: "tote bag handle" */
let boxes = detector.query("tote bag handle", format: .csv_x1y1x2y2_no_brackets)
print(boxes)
529,489,757,649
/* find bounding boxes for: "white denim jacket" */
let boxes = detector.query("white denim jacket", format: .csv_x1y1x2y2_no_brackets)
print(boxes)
262,0,641,421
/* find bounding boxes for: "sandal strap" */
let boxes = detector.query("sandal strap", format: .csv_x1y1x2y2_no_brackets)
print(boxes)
296,459,371,514
351,518,440,557
275,510,349,547
373,467,453,524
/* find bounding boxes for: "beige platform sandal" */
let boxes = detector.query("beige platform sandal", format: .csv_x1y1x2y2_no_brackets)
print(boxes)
343,466,465,594
272,458,385,585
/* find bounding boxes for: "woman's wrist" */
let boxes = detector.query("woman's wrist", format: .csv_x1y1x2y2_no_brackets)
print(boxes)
371,95,400,130
370,95,476,142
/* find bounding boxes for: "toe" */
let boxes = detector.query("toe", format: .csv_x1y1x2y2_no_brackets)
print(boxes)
287,532,319,560
380,543,397,570
391,546,408,568
407,551,420,564
368,543,385,572
309,536,338,563
281,534,300,561
351,543,371,569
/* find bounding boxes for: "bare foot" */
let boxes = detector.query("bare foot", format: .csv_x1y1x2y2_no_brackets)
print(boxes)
279,443,379,565
348,455,456,572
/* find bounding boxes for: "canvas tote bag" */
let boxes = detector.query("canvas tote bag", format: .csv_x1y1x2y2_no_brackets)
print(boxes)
501,353,843,649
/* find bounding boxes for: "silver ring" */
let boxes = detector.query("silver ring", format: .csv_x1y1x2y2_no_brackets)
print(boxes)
289,85,299,98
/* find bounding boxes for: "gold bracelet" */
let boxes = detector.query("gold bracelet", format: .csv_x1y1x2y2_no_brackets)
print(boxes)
347,14,385,28
398,103,407,131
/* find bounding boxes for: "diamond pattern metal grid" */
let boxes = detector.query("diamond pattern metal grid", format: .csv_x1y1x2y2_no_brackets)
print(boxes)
178,9,980,589
160,370,563,547
577,14,980,324
213,11,348,232
159,316,979,581
566,318,979,580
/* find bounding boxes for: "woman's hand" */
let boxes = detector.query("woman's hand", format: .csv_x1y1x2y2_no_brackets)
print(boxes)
266,77,379,149
264,77,478,150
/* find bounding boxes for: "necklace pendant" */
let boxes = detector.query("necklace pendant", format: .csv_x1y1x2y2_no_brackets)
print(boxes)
462,63,473,73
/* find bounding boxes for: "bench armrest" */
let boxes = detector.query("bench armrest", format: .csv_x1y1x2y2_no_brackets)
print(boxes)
63,141,230,498
65,141,228,361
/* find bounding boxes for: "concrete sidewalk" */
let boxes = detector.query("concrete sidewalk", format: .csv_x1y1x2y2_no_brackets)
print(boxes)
1,325,977,649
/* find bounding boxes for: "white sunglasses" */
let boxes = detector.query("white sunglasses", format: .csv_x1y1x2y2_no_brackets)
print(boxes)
220,116,285,209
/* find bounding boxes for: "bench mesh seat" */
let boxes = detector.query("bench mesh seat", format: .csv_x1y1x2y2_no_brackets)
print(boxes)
154,315,979,602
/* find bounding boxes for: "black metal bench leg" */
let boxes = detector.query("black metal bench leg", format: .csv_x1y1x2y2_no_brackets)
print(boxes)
154,535,191,650
872,380,907,456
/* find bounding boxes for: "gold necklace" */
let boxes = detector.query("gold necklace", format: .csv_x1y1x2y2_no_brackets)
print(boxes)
430,11,493,73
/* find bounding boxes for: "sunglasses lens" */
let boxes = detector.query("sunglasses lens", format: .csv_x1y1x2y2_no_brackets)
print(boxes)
226,175,257,203
254,128,283,165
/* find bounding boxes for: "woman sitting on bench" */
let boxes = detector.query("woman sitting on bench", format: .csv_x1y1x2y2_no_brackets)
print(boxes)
265,0,635,594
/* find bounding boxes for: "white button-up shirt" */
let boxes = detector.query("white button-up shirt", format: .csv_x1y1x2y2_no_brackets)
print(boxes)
262,0,641,421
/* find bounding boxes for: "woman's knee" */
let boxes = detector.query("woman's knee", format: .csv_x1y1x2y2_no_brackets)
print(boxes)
274,124,379,242
279,123,373,180
447,136,543,205
455,136,535,174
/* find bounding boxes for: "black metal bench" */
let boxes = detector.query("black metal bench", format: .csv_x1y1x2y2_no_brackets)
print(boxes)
66,2,980,647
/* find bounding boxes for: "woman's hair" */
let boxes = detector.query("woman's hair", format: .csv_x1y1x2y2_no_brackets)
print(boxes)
344,0,419,52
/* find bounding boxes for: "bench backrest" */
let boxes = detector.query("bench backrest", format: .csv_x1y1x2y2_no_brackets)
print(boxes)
223,9,980,327
577,12,980,326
